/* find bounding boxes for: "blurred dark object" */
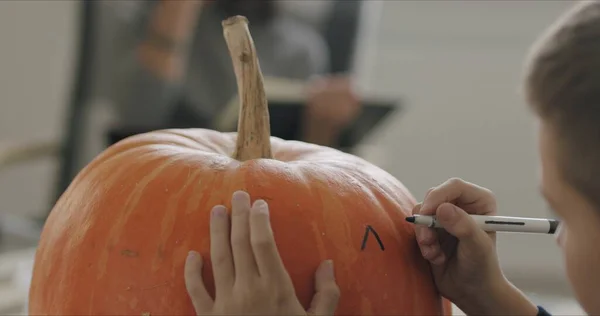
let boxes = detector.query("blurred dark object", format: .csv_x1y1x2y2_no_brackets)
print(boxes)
107,101,212,145
325,1,363,74
107,97,400,153
266,99,398,150
54,0,96,203
216,0,276,24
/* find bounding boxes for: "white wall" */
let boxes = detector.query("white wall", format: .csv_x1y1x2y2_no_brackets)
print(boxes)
0,1,75,218
357,0,574,290
0,0,577,292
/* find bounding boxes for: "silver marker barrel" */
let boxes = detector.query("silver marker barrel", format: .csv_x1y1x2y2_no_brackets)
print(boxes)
405,215,560,234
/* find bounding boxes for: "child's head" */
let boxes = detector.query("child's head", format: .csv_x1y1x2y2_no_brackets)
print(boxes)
523,1,600,313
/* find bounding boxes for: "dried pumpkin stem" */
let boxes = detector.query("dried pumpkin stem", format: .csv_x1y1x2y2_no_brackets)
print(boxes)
222,16,273,161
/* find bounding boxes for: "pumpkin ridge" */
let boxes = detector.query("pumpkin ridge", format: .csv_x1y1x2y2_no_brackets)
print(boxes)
96,155,176,279
159,129,228,153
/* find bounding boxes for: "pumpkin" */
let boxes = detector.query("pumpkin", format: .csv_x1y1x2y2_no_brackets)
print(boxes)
28,16,452,315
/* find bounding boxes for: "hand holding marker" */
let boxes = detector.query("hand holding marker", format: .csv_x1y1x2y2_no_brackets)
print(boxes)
405,214,560,234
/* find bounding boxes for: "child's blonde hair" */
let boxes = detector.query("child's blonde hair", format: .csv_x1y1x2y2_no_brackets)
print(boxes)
524,0,600,208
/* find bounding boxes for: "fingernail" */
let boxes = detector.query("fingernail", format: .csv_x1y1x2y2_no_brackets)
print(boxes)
232,190,247,200
253,199,269,214
211,205,227,217
187,251,198,260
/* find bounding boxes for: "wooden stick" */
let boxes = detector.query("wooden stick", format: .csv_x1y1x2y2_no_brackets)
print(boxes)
222,16,273,161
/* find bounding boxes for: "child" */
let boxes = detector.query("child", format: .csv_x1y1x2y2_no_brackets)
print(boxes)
182,1,600,314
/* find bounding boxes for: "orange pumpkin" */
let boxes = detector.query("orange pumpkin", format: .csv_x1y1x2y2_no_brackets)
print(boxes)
29,16,452,315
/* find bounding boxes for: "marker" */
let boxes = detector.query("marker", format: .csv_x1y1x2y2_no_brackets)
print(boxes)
405,214,560,234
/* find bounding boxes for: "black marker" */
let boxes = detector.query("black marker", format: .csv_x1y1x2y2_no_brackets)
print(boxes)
405,214,560,234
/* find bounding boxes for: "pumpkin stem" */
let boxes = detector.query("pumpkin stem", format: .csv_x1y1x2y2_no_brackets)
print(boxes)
222,16,273,161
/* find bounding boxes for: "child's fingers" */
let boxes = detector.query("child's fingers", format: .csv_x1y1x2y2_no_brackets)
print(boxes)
424,244,446,265
420,242,444,261
209,205,235,294
413,202,449,265
309,260,341,316
430,253,446,266
413,202,440,248
248,199,286,280
416,228,438,249
184,251,214,313
230,191,259,281
421,178,496,216
435,203,492,255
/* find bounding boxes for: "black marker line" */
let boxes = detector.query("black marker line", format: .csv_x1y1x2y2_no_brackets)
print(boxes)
484,220,525,226
360,225,385,251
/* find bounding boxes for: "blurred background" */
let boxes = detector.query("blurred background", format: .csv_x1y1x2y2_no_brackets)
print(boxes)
0,0,585,314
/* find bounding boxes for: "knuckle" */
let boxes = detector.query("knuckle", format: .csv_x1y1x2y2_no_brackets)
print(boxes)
237,284,261,302
324,283,341,301
482,187,496,200
447,177,465,186
245,281,290,306
425,187,436,196
236,294,253,309
251,234,275,250
475,186,498,213
211,252,229,266
417,230,435,244
423,189,440,202
231,233,247,248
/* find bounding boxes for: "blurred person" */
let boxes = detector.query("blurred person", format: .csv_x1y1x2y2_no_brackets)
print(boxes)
104,0,369,148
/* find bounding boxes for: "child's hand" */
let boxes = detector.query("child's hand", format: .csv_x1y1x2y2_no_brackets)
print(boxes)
414,178,537,315
184,191,340,315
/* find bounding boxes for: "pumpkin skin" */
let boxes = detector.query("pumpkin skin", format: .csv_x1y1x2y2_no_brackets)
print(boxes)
29,15,452,316
29,129,450,315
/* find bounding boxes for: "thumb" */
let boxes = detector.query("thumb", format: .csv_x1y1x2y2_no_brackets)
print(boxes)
308,260,340,316
436,203,490,251
184,251,213,314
